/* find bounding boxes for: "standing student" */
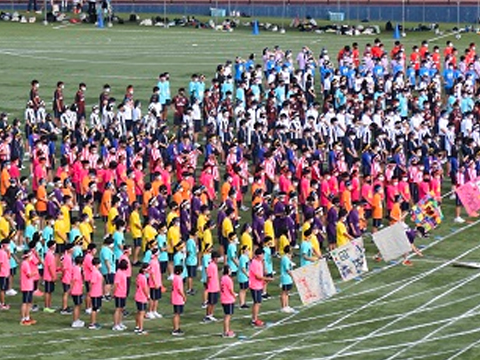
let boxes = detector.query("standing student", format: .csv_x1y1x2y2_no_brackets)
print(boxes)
71,256,84,328
249,248,273,327
185,230,198,295
0,239,11,310
134,263,150,335
280,245,295,313
204,251,220,323
200,244,212,308
112,259,129,331
20,249,37,326
119,245,132,301
60,243,74,315
226,232,239,277
146,248,162,319
43,240,57,313
129,201,143,266
156,223,169,288
83,243,97,315
220,264,237,338
88,258,103,330
99,237,116,301
113,219,126,264
372,184,384,233
336,209,354,248
237,245,250,309
262,238,274,299
171,265,186,336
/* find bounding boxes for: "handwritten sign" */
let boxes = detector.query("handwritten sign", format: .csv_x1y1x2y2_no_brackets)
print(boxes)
372,222,411,262
291,259,337,305
331,238,368,281
456,178,480,217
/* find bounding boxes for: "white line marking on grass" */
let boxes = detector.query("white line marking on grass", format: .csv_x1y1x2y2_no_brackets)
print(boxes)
445,337,480,360
324,268,480,360
428,31,460,43
384,302,480,359
204,219,480,360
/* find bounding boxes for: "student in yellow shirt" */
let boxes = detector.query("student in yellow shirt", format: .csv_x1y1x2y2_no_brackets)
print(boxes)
82,194,95,241
167,217,181,279
166,202,180,230
79,213,92,250
25,194,36,227
278,227,291,256
54,211,68,258
311,227,322,258
107,196,120,235
0,210,11,240
301,216,315,243
202,220,214,254
142,217,157,252
221,208,235,256
264,213,275,246
336,209,354,248
60,195,73,232
240,223,253,259
196,205,210,241
129,201,143,265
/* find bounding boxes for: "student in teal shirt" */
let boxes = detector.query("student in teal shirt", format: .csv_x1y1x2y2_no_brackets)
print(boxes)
173,242,187,279
143,240,156,264
262,237,274,299
112,220,126,260
156,224,169,278
42,216,54,254
300,231,317,267
200,245,212,308
280,245,296,313
68,217,81,244
185,230,198,295
226,232,239,275
99,238,116,299
237,245,250,309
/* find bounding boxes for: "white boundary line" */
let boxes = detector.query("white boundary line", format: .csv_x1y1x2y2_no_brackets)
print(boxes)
445,337,480,360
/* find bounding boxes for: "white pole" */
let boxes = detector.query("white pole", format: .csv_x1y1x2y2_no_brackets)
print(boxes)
402,0,405,36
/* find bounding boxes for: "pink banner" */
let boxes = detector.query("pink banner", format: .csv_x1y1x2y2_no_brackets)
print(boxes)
456,178,480,216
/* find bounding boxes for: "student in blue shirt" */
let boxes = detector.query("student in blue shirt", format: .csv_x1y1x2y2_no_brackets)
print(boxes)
188,74,198,103
142,240,156,264
68,217,81,244
280,245,296,313
226,232,239,278
300,228,317,267
237,245,250,309
200,244,212,309
185,230,198,295
156,223,169,280
262,237,274,299
112,219,125,261
173,241,187,280
100,237,116,300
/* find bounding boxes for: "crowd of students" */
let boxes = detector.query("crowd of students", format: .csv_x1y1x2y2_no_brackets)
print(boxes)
0,36,477,337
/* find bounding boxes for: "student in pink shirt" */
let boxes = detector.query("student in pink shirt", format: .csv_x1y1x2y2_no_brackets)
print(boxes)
20,249,37,326
43,240,57,313
60,243,74,315
134,263,150,335
146,248,162,319
204,251,220,323
83,243,97,315
71,256,84,328
171,265,186,336
220,265,237,338
119,245,132,299
112,259,128,331
89,258,103,330
0,239,11,310
249,248,273,328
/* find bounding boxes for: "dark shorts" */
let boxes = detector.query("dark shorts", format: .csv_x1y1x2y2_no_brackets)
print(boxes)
10,267,16,276
62,283,71,293
84,281,90,293
173,304,184,314
72,294,83,306
187,265,197,278
282,284,293,291
126,277,131,298
160,261,168,274
456,194,462,206
0,277,9,291
231,271,237,277
56,243,66,254
133,238,142,248
373,218,382,228
44,281,55,294
104,273,114,285
23,290,33,304
194,119,202,133
92,296,102,311
250,289,262,304
174,114,183,126
239,281,249,290
150,288,162,300
37,211,47,218
115,297,126,309
222,303,235,315
136,301,147,312
401,202,410,212
168,253,174,262
365,209,372,219
327,231,337,245
208,291,219,305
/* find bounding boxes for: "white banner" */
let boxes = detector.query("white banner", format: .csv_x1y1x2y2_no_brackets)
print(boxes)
291,258,337,305
331,238,368,281
372,222,411,262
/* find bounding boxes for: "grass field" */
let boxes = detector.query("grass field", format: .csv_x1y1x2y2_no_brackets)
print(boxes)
1,17,480,360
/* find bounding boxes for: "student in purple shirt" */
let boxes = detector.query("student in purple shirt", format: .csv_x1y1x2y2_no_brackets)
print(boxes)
180,200,191,241
252,205,265,247
326,197,340,251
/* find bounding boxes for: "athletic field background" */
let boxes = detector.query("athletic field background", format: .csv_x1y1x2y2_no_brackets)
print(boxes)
1,18,480,360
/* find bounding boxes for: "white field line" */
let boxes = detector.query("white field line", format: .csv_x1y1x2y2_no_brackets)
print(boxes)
428,31,460,43
445,337,480,360
323,269,480,360
385,302,480,359
204,219,480,360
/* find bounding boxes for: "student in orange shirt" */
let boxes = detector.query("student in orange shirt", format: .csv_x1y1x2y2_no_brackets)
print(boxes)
0,160,10,197
389,195,402,225
340,181,353,213
100,182,113,233
125,170,136,205
36,178,48,228
221,173,233,203
372,184,383,233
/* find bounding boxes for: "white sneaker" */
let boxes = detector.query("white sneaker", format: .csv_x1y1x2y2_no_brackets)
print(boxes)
454,217,465,224
281,307,290,313
119,323,127,330
145,312,156,319
112,325,123,331
285,306,296,313
6,289,17,296
167,274,174,281
449,194,456,200
208,315,218,322
153,311,163,319
71,320,85,328
85,308,92,315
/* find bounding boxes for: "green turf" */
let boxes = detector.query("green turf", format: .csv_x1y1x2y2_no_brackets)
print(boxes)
1,18,480,360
